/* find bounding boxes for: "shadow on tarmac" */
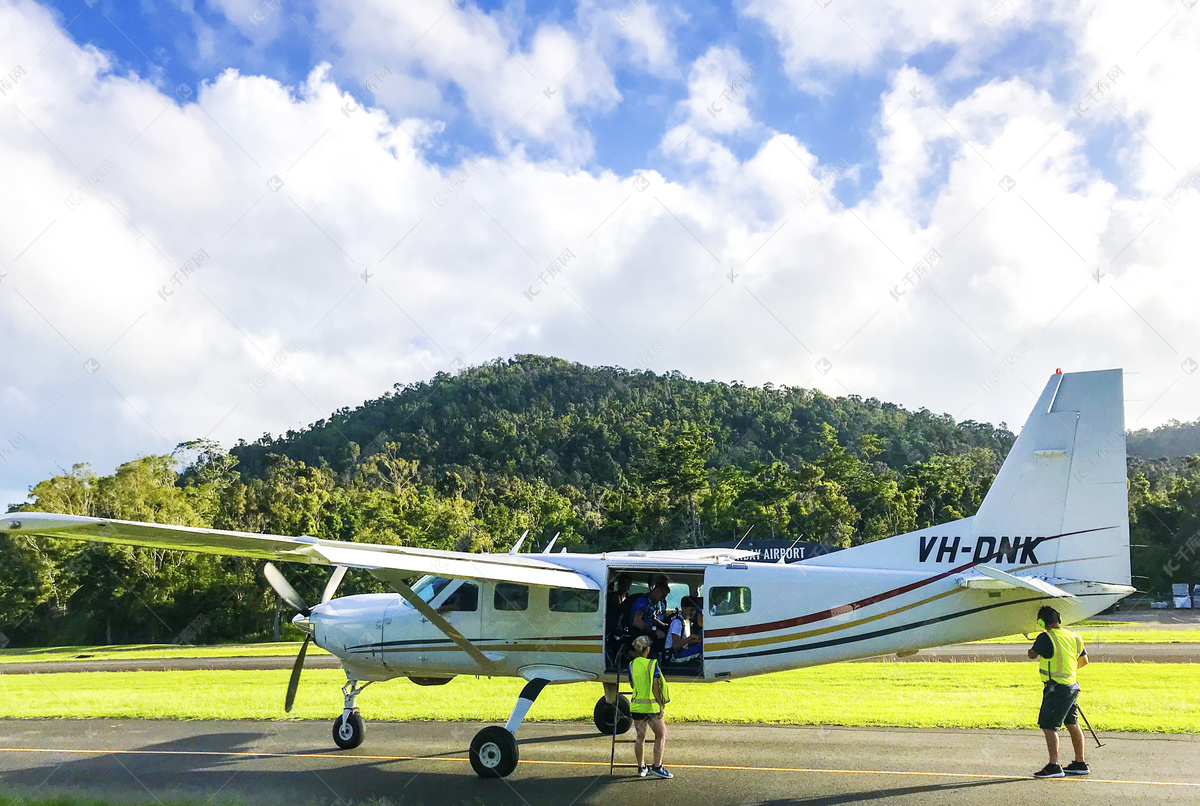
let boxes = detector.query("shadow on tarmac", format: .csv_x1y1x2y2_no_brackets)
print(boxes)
0,727,1029,805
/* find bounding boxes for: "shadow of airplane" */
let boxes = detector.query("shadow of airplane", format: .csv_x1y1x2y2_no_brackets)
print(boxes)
0,725,1032,806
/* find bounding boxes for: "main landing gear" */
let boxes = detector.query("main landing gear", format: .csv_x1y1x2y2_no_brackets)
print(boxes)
333,680,371,750
593,682,632,735
469,678,549,778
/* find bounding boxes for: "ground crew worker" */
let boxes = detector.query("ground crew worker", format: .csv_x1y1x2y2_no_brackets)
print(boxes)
1028,605,1090,778
628,634,673,779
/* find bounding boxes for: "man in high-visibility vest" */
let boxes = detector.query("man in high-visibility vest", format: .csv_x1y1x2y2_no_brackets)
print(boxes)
628,634,673,778
1027,605,1090,778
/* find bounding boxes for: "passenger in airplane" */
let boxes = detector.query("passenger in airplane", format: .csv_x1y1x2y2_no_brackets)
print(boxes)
687,581,704,630
627,579,671,656
665,597,701,661
605,574,633,667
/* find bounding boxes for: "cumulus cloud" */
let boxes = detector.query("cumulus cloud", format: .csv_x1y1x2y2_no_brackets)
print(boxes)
2,0,1199,508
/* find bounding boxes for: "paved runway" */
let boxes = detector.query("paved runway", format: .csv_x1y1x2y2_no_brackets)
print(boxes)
1,719,1197,805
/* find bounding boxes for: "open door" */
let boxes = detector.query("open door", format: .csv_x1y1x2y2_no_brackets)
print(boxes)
604,567,705,678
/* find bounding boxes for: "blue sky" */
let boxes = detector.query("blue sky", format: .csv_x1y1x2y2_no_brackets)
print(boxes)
37,0,1126,200
3,0,1198,507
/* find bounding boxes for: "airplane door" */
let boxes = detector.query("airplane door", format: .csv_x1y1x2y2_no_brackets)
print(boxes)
703,564,754,678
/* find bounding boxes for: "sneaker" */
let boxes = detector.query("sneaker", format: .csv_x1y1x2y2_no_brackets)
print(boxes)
1034,763,1064,779
637,766,647,778
649,766,674,779
1064,761,1089,776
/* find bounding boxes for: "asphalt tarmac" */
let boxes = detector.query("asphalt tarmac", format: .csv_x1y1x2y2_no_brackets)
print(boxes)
1,718,1197,805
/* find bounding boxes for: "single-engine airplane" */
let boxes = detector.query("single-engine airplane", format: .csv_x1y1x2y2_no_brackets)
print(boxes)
0,369,1134,777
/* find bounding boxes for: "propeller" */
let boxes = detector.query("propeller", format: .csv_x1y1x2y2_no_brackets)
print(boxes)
264,562,309,616
263,562,348,712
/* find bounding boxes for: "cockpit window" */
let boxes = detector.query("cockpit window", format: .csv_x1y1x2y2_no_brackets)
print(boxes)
440,581,478,612
709,586,752,616
405,575,453,607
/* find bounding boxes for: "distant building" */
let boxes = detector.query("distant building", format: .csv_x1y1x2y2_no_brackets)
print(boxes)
706,538,844,563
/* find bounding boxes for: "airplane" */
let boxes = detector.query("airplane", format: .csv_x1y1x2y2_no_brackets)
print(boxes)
0,368,1135,778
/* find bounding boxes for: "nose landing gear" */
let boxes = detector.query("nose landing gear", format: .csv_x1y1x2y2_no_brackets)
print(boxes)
332,680,371,750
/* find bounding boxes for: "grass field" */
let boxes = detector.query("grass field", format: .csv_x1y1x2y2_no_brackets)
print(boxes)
975,629,1200,644
3,620,1197,666
2,663,1196,733
0,643,330,664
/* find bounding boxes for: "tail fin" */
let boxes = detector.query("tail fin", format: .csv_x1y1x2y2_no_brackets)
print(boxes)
973,368,1130,586
803,369,1131,588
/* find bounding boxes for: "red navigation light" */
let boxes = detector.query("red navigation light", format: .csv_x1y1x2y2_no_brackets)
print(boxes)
1055,368,1062,374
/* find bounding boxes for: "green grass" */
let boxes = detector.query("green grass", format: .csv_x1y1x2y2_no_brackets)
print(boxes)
3,619,1195,666
2,663,1196,733
973,629,1200,644
0,643,328,664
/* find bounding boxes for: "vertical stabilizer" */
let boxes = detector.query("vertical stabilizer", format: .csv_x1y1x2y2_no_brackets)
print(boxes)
974,369,1130,586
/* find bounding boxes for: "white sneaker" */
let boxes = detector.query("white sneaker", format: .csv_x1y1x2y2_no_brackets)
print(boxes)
637,765,648,777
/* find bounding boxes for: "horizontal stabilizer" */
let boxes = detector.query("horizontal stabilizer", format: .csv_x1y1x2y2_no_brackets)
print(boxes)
969,565,1077,598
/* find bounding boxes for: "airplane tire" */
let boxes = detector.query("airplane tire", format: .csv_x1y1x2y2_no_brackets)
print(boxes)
470,726,519,778
593,695,632,736
332,711,365,749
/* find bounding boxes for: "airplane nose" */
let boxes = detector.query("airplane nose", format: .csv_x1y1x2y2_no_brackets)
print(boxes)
291,611,314,635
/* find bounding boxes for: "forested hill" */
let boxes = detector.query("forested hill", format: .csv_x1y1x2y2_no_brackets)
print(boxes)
1128,419,1200,459
232,355,1014,486
6,356,1199,647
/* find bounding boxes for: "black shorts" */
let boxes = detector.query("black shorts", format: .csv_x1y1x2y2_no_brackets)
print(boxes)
1038,681,1080,729
631,711,661,722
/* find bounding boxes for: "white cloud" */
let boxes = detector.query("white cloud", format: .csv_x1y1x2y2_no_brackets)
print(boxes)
740,0,988,90
3,0,1200,509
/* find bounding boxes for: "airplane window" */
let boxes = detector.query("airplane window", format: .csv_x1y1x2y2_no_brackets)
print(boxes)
440,581,479,612
549,588,600,613
709,586,751,616
406,575,452,607
494,583,529,611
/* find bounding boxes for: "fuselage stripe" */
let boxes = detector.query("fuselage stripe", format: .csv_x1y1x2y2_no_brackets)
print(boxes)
708,592,1111,660
704,526,1111,639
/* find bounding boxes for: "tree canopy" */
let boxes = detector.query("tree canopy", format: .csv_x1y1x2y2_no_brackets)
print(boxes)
1,356,1193,647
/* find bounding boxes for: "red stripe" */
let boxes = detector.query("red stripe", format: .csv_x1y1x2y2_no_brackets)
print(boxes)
704,528,1104,639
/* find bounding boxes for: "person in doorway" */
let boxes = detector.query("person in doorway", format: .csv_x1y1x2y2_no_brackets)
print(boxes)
605,573,632,668
627,578,671,654
1028,605,1090,778
666,597,701,661
628,635,672,778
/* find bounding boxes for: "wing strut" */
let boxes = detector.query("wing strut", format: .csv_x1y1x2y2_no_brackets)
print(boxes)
381,573,495,670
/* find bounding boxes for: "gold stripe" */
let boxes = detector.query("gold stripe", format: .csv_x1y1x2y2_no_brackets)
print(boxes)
706,553,1112,653
707,588,960,652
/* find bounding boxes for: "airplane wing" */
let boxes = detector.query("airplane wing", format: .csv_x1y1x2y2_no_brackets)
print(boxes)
0,512,600,590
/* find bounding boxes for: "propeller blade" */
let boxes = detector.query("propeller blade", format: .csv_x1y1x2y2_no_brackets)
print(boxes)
284,633,310,713
321,565,348,604
264,562,309,616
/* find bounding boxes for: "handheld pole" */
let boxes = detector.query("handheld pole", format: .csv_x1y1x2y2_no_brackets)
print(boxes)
1075,705,1104,748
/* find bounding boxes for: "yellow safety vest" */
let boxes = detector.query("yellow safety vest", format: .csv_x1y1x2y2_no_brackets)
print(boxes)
1038,627,1085,684
629,657,670,713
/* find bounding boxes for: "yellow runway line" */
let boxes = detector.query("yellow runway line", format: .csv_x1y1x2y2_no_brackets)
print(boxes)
1,747,1198,788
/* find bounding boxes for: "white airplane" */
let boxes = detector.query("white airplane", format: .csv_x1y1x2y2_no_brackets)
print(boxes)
0,369,1134,777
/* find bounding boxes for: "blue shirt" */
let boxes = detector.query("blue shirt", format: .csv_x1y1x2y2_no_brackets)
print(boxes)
627,594,652,627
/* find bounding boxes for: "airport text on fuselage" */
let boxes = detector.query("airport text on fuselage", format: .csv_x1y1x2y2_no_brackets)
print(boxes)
917,535,1045,564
